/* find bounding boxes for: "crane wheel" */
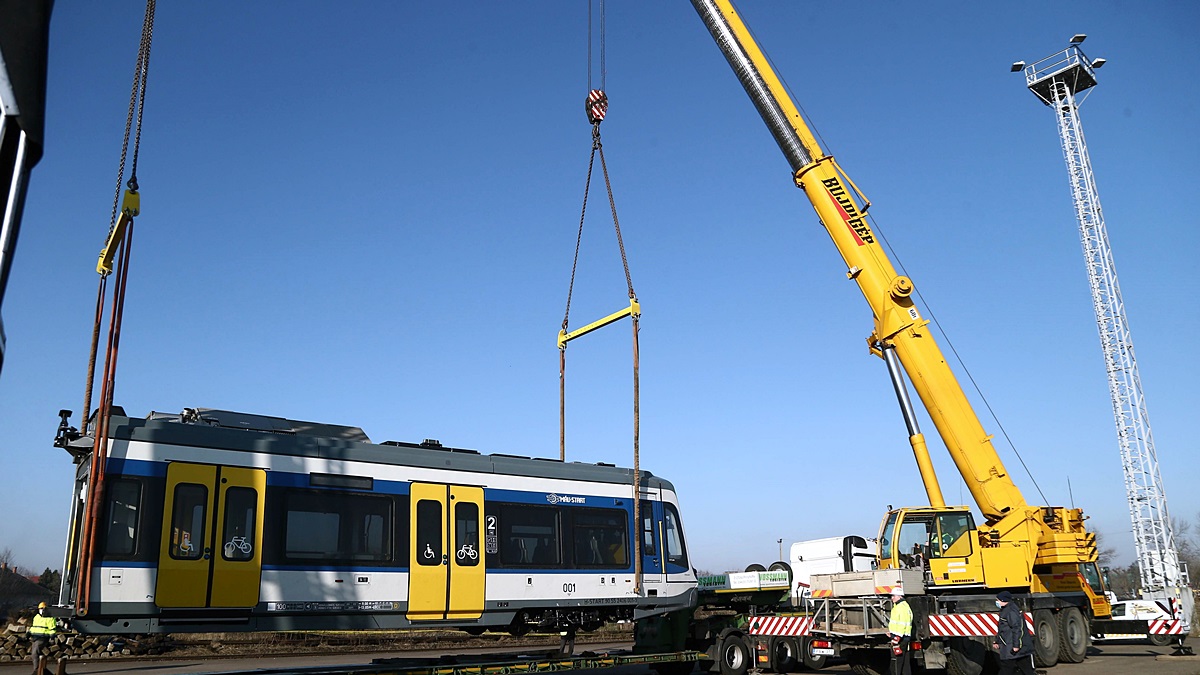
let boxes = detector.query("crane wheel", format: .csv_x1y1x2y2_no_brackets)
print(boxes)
944,636,986,675
1031,609,1059,668
1056,607,1088,663
744,563,767,573
1148,633,1174,647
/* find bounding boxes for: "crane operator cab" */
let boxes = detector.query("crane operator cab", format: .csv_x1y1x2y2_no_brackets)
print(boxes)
879,507,1114,614
878,507,985,586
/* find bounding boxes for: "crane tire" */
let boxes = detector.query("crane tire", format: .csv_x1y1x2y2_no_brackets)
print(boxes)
945,636,986,675
745,563,767,573
1148,633,1174,647
718,633,750,675
1056,607,1088,663
1032,609,1059,668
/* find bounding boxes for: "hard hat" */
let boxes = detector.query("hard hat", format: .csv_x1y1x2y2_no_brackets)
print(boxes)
890,587,905,597
37,602,47,609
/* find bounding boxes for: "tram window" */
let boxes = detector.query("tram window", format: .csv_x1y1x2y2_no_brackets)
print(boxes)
221,487,257,561
571,508,628,568
640,501,656,557
454,502,480,567
169,483,207,560
416,499,442,566
104,479,142,556
498,504,560,567
664,503,688,568
283,490,393,562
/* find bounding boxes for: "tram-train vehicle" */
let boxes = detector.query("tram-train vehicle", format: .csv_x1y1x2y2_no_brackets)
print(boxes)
57,407,697,634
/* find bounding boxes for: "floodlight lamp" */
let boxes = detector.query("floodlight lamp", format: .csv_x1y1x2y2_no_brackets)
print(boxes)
1092,58,1107,69
1070,34,1087,45
1011,61,1026,72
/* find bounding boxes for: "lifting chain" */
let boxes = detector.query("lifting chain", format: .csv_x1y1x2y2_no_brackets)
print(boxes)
561,0,644,592
76,0,156,618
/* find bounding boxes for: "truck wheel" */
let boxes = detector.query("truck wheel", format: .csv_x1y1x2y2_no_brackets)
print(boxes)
1031,609,1059,668
800,636,828,670
1056,607,1087,663
718,634,750,675
745,563,767,573
1148,633,1174,647
945,636,986,675
769,636,798,673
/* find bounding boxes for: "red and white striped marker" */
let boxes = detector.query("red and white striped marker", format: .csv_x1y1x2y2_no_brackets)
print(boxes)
586,89,608,124
747,616,814,637
927,612,1035,637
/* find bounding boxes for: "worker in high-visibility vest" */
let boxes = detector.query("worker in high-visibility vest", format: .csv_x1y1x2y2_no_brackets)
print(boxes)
29,601,58,675
887,587,913,675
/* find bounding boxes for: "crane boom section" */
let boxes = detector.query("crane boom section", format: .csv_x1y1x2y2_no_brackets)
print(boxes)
692,0,1026,521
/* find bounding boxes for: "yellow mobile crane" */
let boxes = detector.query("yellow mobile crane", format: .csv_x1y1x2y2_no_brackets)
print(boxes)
685,1,1126,672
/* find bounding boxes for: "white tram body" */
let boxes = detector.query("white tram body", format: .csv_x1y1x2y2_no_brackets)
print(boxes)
60,408,697,634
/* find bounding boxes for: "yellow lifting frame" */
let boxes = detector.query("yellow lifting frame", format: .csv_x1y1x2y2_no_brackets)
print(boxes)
557,297,640,349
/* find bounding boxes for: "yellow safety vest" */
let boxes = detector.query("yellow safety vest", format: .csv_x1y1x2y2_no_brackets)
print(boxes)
30,613,56,637
888,600,913,636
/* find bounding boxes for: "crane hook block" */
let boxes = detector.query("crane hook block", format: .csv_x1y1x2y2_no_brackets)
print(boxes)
121,189,140,217
586,89,608,124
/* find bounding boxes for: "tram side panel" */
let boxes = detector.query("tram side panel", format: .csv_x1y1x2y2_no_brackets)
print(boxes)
67,421,696,634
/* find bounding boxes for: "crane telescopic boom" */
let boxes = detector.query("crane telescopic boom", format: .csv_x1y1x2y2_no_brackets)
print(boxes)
690,0,1102,600
689,0,1024,521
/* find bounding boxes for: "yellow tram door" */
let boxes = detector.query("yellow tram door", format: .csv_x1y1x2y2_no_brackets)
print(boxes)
407,483,484,621
155,462,266,609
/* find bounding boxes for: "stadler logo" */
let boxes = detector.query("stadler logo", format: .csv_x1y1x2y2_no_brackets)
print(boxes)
546,493,586,505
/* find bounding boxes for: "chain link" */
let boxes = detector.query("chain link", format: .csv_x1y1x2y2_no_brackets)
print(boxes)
107,0,155,225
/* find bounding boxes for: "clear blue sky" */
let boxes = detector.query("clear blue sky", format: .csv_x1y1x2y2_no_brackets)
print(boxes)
1,2,1196,575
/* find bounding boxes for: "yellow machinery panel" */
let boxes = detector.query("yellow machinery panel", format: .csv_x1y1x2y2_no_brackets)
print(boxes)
209,466,266,608
155,463,265,609
155,463,217,607
408,483,486,621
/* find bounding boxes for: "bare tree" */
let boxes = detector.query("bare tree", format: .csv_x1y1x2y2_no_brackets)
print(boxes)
1094,531,1119,569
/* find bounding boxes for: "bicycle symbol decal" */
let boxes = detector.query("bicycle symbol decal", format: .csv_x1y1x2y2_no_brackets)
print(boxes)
224,536,252,557
457,543,478,561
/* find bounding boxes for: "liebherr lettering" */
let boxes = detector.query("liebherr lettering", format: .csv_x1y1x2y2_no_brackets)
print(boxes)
821,177,875,245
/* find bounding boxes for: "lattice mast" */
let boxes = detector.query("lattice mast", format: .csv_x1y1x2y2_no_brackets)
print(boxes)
1015,37,1191,618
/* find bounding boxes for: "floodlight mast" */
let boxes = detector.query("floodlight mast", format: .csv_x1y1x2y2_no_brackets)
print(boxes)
1015,39,1193,632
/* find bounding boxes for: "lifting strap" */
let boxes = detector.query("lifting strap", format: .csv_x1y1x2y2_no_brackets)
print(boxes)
558,0,645,592
76,0,156,617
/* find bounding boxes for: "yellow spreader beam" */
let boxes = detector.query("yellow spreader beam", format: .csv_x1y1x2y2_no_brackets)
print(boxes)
557,298,640,349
